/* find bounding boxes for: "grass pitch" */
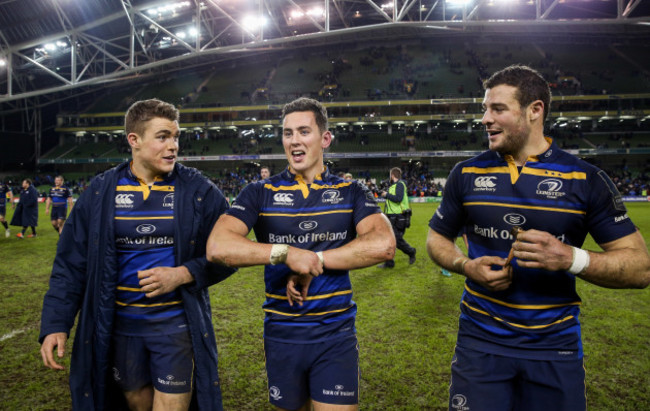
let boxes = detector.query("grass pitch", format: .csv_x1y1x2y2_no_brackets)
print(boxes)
0,202,648,410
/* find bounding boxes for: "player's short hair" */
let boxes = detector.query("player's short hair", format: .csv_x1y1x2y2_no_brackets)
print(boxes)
55,175,64,181
344,173,353,179
260,166,270,172
125,99,179,136
23,178,32,186
282,97,328,134
483,65,551,121
390,167,402,180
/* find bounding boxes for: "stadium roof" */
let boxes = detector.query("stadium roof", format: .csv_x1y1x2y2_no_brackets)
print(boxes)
1,0,649,106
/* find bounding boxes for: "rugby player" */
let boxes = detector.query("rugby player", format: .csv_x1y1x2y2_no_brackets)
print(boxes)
0,179,13,237
45,175,73,235
40,98,235,410
207,97,395,411
427,65,650,411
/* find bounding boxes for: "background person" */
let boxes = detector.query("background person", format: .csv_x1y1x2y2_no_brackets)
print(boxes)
11,179,38,238
207,97,395,411
45,175,73,235
0,179,14,237
260,165,271,180
39,99,236,410
427,65,650,411
380,167,416,268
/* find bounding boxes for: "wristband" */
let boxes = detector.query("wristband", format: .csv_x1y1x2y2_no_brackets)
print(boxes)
453,257,469,275
568,247,590,275
316,251,324,267
270,244,289,265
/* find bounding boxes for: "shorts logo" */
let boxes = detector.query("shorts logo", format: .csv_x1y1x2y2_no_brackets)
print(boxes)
473,176,497,191
322,384,355,397
163,193,174,208
299,221,318,231
115,194,134,208
269,386,283,400
112,367,121,382
451,394,469,410
503,213,526,226
536,178,565,199
136,224,156,234
322,189,343,204
273,193,294,205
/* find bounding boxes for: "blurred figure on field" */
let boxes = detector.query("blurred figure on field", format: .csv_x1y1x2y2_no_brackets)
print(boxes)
45,175,73,235
11,179,38,238
379,167,416,268
39,99,235,411
0,180,14,237
260,165,271,180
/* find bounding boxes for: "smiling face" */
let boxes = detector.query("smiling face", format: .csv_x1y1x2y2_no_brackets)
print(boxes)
481,84,531,157
54,176,63,187
128,117,180,183
282,110,331,183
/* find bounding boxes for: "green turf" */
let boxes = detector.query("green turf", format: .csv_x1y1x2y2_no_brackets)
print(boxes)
0,202,648,410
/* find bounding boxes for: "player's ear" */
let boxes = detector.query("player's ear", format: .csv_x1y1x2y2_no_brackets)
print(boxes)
528,100,544,122
127,133,140,149
321,130,332,149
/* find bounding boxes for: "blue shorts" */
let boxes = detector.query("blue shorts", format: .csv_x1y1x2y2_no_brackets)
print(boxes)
264,335,359,409
0,205,5,218
50,206,67,220
110,331,194,394
449,346,586,411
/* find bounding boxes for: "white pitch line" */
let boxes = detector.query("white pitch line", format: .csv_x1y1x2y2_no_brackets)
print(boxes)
0,326,33,342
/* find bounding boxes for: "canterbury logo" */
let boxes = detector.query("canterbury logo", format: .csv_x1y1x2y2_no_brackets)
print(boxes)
273,193,293,203
115,194,134,205
474,176,497,188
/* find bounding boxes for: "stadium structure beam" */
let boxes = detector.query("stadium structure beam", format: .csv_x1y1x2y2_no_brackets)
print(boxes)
0,0,649,105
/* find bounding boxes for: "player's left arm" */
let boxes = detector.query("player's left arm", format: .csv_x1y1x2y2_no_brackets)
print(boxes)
139,182,236,297
512,229,650,289
319,213,396,270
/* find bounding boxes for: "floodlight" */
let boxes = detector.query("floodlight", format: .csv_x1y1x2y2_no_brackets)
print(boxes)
381,2,394,9
0,59,5,67
446,0,473,7
242,15,267,31
176,31,186,39
44,43,57,51
188,27,198,37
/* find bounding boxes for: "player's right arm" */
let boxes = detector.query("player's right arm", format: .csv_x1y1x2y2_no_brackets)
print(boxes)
40,332,67,370
45,196,51,214
427,229,512,291
207,214,323,277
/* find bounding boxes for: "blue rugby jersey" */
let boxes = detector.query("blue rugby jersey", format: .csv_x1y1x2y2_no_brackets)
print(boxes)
227,167,381,343
113,165,187,336
48,186,71,207
430,138,637,360
0,183,9,208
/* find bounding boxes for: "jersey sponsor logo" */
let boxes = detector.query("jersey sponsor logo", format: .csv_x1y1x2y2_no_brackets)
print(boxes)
231,204,245,211
614,213,629,223
115,194,135,208
163,193,174,208
299,220,318,231
473,176,497,192
269,231,348,244
451,394,469,410
503,213,526,226
322,384,355,397
136,224,156,234
273,193,294,206
597,170,626,212
269,386,283,401
536,178,566,199
322,189,344,204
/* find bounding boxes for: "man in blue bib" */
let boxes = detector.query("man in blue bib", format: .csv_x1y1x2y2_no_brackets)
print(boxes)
40,99,236,410
208,97,396,411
